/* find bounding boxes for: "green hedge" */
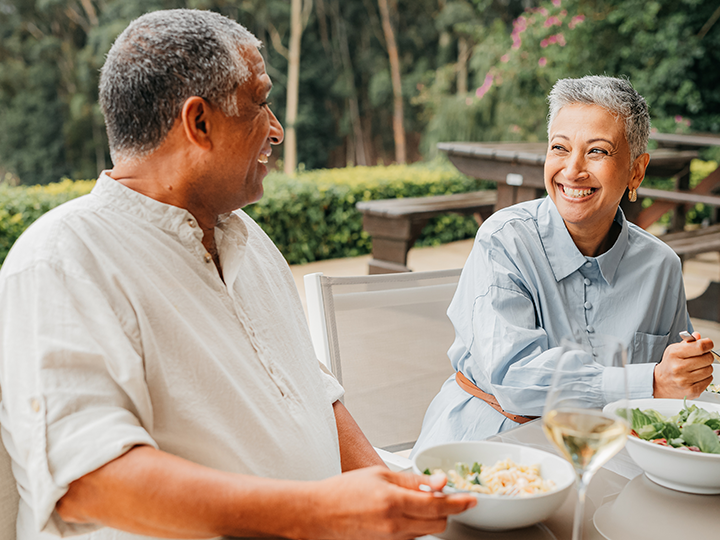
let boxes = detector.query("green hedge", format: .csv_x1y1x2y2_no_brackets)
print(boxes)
245,162,492,264
0,162,491,266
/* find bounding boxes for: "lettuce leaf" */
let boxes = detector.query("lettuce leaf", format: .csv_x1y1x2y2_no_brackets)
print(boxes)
681,424,720,454
621,408,662,431
637,421,681,441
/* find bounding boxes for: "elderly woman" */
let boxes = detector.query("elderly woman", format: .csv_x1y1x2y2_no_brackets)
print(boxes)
413,75,716,453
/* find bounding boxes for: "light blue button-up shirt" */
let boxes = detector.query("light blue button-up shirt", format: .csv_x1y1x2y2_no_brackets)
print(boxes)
413,197,690,454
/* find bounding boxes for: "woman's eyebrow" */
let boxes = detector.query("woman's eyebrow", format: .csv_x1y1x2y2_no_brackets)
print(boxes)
587,137,615,146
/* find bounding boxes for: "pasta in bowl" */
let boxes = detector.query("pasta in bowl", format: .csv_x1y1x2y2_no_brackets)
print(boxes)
413,441,574,531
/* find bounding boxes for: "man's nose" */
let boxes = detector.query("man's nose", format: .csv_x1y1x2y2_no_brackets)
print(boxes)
269,109,284,145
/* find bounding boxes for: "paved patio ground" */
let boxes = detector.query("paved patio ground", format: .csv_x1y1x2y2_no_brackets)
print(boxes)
290,239,720,345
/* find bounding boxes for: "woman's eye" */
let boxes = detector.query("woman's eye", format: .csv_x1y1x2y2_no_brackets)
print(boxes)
551,145,566,152
589,148,608,155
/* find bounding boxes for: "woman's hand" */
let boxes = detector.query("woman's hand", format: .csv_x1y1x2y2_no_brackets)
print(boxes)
653,332,715,398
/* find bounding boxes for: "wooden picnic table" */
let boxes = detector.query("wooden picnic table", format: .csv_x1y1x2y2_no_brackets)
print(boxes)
438,137,720,322
436,140,701,218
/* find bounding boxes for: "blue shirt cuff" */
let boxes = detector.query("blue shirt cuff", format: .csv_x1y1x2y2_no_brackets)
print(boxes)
602,363,655,403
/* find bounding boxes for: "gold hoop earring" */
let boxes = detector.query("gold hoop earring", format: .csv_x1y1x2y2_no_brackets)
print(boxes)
628,188,637,203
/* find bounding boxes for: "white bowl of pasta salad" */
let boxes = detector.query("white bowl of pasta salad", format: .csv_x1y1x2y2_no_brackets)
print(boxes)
413,441,574,531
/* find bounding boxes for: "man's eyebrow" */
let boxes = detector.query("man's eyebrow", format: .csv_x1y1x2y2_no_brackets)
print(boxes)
550,134,569,141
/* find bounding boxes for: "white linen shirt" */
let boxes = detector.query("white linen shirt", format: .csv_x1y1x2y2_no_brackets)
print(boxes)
413,197,690,454
0,172,345,539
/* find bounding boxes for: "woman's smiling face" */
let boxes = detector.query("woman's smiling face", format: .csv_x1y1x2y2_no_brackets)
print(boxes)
544,103,645,239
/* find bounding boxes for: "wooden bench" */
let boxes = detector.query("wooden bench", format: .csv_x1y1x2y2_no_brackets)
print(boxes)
659,223,720,262
356,190,497,274
659,224,720,323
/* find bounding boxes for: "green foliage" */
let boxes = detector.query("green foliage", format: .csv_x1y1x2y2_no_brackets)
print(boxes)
0,162,489,266
0,179,95,262
0,0,716,186
419,0,720,156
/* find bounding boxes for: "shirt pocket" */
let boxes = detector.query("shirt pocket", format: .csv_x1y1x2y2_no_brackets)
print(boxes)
631,330,670,364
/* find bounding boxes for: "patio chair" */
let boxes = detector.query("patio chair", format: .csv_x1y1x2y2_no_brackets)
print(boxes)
0,387,19,539
304,268,462,454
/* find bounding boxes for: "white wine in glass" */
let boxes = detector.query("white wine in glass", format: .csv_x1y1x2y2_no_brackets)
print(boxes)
542,335,629,540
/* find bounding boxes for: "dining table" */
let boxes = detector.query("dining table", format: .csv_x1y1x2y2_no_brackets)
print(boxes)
416,394,720,540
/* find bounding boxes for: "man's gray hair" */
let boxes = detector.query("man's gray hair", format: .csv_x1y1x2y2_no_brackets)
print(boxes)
99,9,261,162
547,75,650,163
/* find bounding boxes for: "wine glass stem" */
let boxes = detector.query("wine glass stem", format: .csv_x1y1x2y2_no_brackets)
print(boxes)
572,477,590,540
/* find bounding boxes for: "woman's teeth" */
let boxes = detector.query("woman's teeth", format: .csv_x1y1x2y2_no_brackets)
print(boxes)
562,186,594,198
258,154,269,164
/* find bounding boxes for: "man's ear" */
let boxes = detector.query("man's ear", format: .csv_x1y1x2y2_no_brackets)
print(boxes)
181,97,213,150
629,152,650,191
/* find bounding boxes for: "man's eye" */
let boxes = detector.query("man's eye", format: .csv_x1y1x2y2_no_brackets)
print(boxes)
262,101,272,107
551,145,566,152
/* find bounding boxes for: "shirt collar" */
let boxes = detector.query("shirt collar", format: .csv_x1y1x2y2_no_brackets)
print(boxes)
595,208,628,285
92,171,202,237
538,197,628,285
92,171,240,238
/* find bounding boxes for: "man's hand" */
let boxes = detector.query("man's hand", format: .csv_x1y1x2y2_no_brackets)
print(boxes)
653,332,715,398
302,465,476,540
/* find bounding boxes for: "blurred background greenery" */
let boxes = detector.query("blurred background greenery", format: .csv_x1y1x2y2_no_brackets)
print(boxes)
0,0,718,185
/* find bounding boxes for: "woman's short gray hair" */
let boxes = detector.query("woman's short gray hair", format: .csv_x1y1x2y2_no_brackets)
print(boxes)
99,9,261,162
547,76,650,163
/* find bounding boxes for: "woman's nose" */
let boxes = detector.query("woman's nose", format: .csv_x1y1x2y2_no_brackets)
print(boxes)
269,109,284,145
563,151,588,180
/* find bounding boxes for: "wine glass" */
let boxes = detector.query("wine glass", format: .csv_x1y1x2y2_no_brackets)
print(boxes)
542,334,629,540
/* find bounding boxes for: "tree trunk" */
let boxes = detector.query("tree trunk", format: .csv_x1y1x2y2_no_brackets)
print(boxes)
457,37,469,95
331,0,367,166
377,0,405,164
284,0,303,176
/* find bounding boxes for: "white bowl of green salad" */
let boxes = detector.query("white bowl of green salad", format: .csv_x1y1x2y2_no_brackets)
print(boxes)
603,398,720,494
413,441,575,531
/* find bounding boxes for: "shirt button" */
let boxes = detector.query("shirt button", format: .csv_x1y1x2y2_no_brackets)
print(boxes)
584,262,592,268
204,253,212,263
584,302,592,310
31,399,40,413
584,278,591,286
187,219,196,228
587,325,595,333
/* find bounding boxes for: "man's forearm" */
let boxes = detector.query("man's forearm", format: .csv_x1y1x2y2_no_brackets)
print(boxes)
56,441,476,540
333,400,385,471
56,445,317,539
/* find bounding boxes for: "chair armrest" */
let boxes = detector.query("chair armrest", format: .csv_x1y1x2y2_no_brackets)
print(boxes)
375,447,413,472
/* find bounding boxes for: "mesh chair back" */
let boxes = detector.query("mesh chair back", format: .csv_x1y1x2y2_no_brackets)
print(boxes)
316,269,461,451
0,387,19,539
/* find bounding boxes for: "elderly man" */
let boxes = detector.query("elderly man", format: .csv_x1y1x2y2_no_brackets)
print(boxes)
0,9,475,540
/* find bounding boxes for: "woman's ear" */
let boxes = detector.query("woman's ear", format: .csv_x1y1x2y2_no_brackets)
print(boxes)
181,97,213,150
629,152,650,190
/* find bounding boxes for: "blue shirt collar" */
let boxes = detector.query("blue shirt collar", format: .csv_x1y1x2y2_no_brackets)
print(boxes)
538,197,629,285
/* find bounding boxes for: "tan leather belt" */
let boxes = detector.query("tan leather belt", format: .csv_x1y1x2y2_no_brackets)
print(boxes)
455,371,538,424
